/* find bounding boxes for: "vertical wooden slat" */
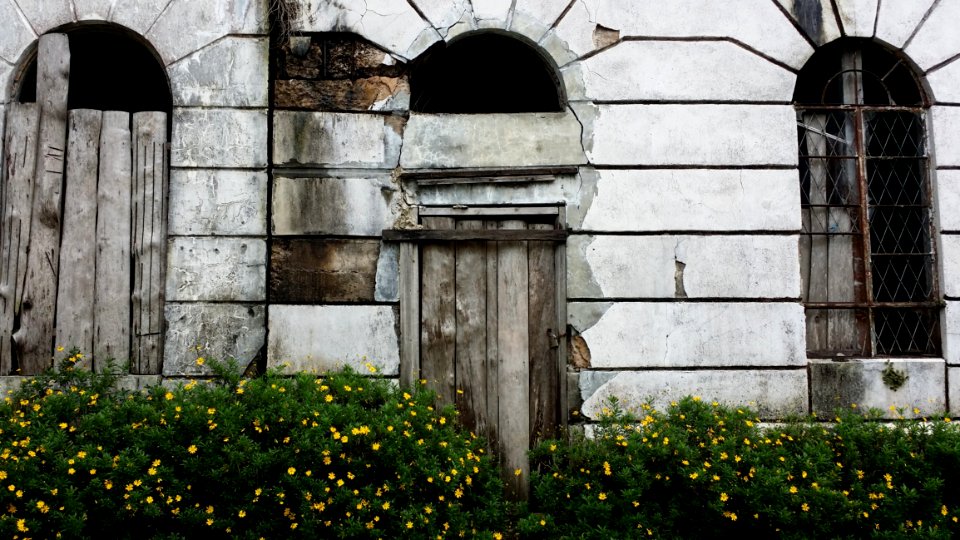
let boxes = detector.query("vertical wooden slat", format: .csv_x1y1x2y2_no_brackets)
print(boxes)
0,104,40,373
420,216,456,406
131,111,167,374
454,220,487,437
55,110,101,366
555,208,568,431
528,222,558,446
484,220,500,455
94,111,132,370
399,242,420,388
16,34,70,374
497,219,529,499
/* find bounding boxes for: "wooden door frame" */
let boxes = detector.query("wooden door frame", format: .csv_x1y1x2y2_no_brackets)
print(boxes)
390,205,569,431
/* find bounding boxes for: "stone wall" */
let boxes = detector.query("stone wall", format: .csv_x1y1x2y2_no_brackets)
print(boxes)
2,0,960,419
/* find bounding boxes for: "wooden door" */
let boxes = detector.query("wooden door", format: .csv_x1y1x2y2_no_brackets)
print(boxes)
415,210,563,499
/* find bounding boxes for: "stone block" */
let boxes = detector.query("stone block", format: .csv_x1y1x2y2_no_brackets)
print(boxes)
587,104,798,166
268,305,400,375
270,239,381,303
937,170,960,231
416,175,578,207
570,41,795,102
166,237,266,301
73,0,115,20
950,367,960,415
272,175,398,235
810,359,946,418
512,0,570,37
927,60,960,104
577,169,800,232
933,107,960,166
168,169,267,235
147,0,263,65
273,111,401,168
568,235,801,299
905,0,960,71
835,0,878,38
875,0,935,49
775,0,842,45
169,37,268,107
0,1,35,65
472,0,511,25
292,0,440,59
410,0,473,31
941,234,960,298
375,242,399,302
401,112,587,169
171,108,268,168
580,369,808,419
110,0,171,35
570,302,806,368
573,0,813,70
274,77,410,112
163,303,265,376
16,0,73,35
545,0,597,63
946,301,960,365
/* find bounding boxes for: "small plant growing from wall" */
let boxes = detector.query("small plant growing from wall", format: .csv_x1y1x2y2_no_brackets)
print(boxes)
881,361,909,391
268,0,300,44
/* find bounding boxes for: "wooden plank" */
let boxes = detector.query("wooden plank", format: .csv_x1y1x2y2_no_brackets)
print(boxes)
383,229,567,243
528,223,559,446
497,219,530,500
419,206,560,217
400,165,579,181
94,111,132,370
131,111,167,374
454,220,487,438
0,104,40,374
55,110,101,367
484,220,500,455
555,207,568,430
16,34,70,374
399,240,420,389
420,216,456,406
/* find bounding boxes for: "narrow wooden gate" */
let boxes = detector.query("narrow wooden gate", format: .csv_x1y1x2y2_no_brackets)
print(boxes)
388,206,567,499
0,33,168,375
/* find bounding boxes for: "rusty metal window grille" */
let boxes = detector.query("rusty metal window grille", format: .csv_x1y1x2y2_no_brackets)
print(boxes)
796,41,940,357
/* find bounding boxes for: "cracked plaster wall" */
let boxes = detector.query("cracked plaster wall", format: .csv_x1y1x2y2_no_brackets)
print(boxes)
4,0,960,416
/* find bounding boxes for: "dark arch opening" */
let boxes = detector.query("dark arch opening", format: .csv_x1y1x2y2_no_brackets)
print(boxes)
16,24,171,113
793,38,925,106
410,32,563,113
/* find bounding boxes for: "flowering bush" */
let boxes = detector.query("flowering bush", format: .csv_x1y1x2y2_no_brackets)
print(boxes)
523,397,960,539
0,353,507,539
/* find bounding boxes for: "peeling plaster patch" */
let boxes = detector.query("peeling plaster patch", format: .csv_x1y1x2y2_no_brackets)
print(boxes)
592,25,619,49
581,370,808,419
374,241,400,302
567,302,612,334
566,235,604,298
568,102,597,158
571,336,592,369
578,370,615,401
564,166,599,231
674,260,687,298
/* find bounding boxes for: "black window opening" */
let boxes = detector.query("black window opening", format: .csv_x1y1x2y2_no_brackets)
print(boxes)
796,39,939,357
16,25,171,114
410,32,564,113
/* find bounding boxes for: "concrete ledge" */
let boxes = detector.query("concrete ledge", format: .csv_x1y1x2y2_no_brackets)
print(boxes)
810,358,946,418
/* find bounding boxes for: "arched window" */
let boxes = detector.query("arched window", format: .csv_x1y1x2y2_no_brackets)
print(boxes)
410,32,563,113
795,39,939,357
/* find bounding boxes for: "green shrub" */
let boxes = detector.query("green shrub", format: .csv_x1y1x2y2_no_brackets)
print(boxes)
524,397,960,540
0,353,507,539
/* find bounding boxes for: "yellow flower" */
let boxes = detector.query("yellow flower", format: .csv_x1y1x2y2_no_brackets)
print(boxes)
288,467,296,476
146,496,154,504
188,445,197,454
195,357,205,366
802,503,809,512
942,505,948,516
164,392,174,400
16,519,27,532
238,510,246,518
382,502,390,510
514,468,522,477
493,533,503,540
789,486,798,494
598,492,607,501
720,493,729,502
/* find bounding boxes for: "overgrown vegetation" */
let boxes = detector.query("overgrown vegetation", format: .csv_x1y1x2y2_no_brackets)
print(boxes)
526,397,960,539
0,353,506,539
3,353,960,539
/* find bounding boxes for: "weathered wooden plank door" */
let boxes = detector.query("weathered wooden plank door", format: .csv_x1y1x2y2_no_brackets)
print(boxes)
0,33,169,375
416,209,563,499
